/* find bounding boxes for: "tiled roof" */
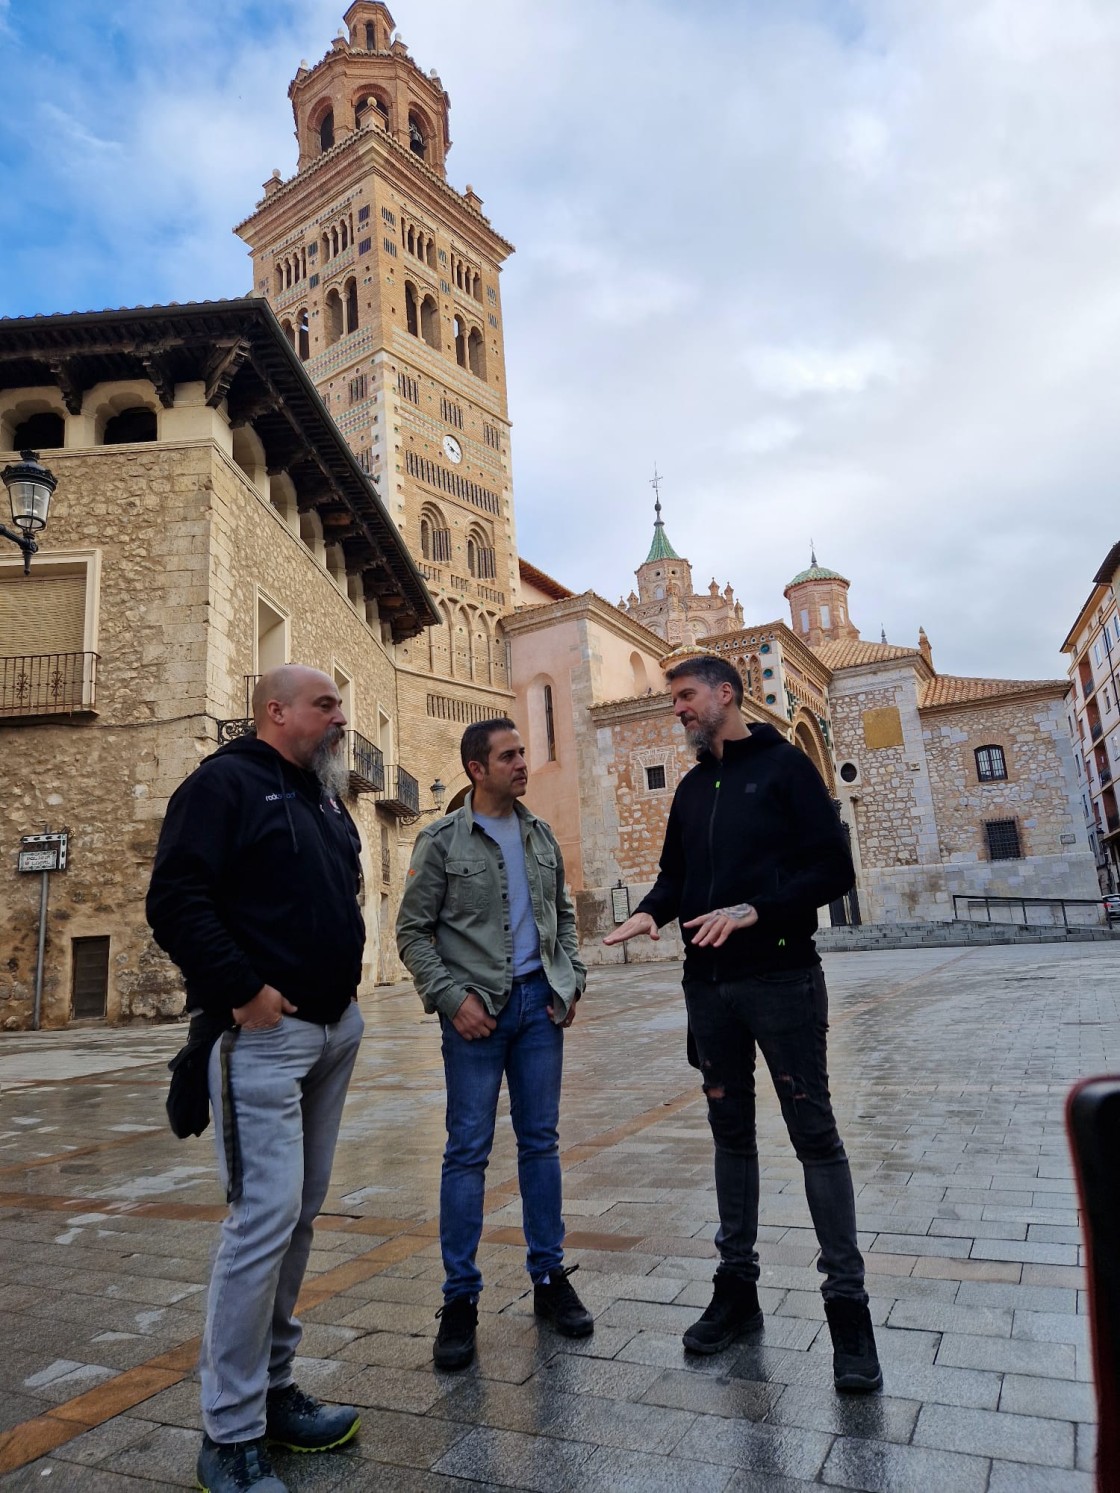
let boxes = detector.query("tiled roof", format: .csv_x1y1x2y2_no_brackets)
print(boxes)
519,557,573,600
812,639,919,669
786,563,847,588
920,675,1068,708
644,518,681,563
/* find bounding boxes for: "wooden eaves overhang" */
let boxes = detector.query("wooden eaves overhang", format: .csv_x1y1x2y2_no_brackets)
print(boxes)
0,297,438,643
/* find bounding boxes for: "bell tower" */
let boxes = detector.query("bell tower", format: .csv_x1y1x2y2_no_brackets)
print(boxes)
235,4,518,796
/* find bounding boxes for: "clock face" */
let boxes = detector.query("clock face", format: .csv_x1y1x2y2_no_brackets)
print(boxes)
442,435,463,464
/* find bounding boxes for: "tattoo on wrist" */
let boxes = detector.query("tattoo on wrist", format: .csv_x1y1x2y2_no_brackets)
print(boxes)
716,902,753,920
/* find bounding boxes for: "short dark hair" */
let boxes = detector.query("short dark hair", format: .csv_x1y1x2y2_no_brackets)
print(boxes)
665,655,743,706
460,717,518,776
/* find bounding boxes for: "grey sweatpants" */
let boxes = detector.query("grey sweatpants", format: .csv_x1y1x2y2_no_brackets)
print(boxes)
201,1001,364,1444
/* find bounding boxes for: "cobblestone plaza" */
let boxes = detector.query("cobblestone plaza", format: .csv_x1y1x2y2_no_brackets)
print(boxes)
0,943,1113,1490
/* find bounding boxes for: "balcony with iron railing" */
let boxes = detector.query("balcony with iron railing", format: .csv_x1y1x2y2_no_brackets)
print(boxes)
0,653,99,719
375,764,420,817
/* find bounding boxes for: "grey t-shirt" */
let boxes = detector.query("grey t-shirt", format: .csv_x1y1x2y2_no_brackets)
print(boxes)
474,810,542,977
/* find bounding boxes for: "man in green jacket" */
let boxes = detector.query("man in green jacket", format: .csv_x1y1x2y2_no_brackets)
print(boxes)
396,717,592,1370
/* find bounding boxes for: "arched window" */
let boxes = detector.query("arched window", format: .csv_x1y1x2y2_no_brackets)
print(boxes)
409,113,427,159
280,319,294,348
103,407,156,444
341,220,349,251
404,282,418,337
426,239,436,269
325,289,343,345
12,411,64,449
319,110,334,153
975,744,1008,782
420,506,451,562
365,21,375,49
421,294,440,349
407,226,415,255
275,264,284,294
321,232,330,262
468,327,485,378
454,316,466,367
544,684,557,761
472,273,482,302
331,226,340,256
297,310,310,361
345,278,359,333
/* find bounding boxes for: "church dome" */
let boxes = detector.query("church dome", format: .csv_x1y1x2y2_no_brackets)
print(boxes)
786,562,846,587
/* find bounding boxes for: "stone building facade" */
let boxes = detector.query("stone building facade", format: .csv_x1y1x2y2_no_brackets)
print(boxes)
1061,540,1120,891
235,1,519,811
0,301,435,1028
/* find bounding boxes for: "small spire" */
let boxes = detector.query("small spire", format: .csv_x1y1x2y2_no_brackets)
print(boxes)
810,539,817,567
880,624,887,644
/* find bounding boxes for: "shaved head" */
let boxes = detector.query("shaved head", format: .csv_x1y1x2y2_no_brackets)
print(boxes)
251,665,348,789
252,665,333,727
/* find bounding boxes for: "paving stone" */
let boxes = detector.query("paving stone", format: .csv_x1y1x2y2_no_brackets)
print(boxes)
672,1414,833,1479
986,1462,1095,1492
765,1383,920,1443
639,1367,781,1421
886,1299,1012,1337
820,1435,990,1491
936,1332,1077,1378
432,1425,595,1490
999,1373,1097,1422
913,1403,1075,1466
578,1445,732,1492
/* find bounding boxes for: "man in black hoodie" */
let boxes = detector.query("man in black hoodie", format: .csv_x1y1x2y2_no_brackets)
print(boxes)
147,665,365,1493
605,655,881,1393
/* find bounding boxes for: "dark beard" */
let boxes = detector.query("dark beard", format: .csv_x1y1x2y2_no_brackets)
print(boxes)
312,729,349,799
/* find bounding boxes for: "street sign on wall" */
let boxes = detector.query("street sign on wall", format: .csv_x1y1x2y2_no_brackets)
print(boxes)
18,833,68,874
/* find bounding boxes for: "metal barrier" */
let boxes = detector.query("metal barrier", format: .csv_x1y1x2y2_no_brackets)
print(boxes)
952,893,1107,928
0,652,98,716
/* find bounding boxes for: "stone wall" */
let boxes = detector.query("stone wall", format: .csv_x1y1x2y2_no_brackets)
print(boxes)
0,441,216,1029
0,429,446,1028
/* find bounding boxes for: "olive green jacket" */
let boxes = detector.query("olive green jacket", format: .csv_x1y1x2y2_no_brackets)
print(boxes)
395,792,586,1023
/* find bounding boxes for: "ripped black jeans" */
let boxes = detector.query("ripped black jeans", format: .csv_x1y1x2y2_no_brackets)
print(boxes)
683,966,867,1303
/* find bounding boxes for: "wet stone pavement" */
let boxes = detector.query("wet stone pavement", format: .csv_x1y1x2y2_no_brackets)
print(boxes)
0,942,1114,1491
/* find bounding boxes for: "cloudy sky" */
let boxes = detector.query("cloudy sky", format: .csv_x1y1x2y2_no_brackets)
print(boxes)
4,0,1119,679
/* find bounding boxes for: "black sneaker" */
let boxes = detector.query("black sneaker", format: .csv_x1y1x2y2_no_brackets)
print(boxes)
824,1297,883,1392
533,1263,594,1337
682,1273,764,1354
196,1434,287,1492
265,1383,360,1452
433,1295,478,1370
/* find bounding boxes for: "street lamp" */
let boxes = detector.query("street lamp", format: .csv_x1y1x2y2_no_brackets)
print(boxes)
1,450,57,574
430,777,447,812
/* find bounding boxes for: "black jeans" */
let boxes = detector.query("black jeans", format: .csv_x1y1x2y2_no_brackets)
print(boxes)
683,966,867,1303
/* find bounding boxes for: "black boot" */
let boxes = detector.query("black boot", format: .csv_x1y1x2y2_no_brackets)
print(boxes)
433,1296,478,1370
824,1297,883,1392
533,1264,594,1337
682,1273,763,1355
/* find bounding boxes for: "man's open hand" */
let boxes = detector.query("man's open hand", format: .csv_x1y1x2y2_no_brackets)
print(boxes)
682,904,759,948
603,911,658,946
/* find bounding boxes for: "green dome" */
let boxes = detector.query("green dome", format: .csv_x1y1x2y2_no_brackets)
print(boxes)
786,563,846,587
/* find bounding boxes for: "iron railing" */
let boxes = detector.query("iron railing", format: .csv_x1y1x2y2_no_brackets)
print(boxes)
348,730,384,793
0,653,98,716
952,893,1108,929
376,764,420,817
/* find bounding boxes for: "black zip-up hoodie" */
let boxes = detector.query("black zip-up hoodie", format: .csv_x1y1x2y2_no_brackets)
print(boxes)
146,735,365,1023
636,723,854,979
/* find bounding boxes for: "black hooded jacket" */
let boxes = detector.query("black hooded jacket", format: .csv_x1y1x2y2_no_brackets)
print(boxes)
636,723,854,980
146,735,365,1023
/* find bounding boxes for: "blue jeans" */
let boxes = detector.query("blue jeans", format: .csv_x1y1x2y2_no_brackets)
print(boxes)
440,970,565,1301
684,968,867,1303
201,1002,364,1443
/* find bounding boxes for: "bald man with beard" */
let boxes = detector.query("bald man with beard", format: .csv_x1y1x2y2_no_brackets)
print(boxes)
148,666,365,1493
